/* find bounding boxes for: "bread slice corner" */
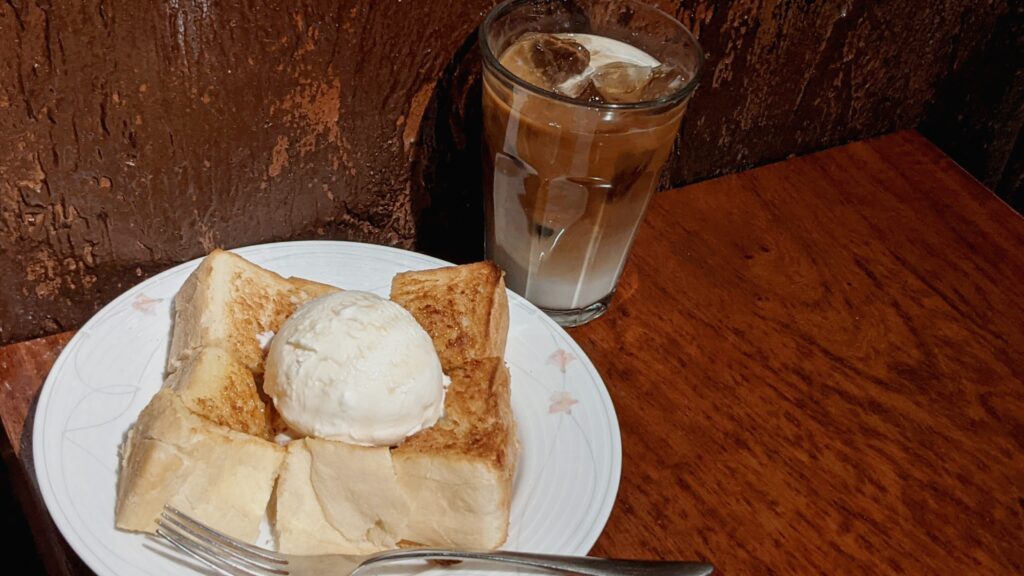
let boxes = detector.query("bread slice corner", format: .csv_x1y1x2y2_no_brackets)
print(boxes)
390,261,509,371
163,346,272,439
115,390,285,543
392,357,517,549
167,249,341,375
274,439,358,555
287,276,342,300
304,437,410,552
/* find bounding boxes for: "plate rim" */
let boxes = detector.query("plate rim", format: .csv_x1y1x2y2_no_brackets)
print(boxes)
32,240,622,576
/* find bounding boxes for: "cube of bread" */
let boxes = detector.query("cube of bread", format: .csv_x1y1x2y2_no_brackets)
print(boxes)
163,346,271,438
305,438,410,552
390,262,508,372
116,390,285,543
273,440,353,555
392,357,517,549
168,249,340,375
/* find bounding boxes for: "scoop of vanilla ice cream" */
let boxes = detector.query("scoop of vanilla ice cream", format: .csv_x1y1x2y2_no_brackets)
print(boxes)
264,290,446,446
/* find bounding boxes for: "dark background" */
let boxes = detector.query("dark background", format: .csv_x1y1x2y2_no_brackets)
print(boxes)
1,1,1022,570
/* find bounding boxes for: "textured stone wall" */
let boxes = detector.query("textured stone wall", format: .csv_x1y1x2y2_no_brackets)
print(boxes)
1,0,1020,344
671,0,1020,186
0,0,494,343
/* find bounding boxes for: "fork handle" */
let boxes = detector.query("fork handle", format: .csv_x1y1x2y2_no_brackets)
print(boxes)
357,548,714,576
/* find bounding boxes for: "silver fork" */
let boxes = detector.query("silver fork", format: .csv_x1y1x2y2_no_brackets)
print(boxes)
155,506,714,576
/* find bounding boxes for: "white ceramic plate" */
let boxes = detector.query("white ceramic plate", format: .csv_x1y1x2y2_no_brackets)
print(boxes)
33,241,621,576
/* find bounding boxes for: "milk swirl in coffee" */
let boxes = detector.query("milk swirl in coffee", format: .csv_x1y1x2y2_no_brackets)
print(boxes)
483,32,689,316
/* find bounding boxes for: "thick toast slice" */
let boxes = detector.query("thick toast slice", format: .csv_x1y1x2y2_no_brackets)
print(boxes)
392,357,517,549
168,249,340,375
306,438,410,551
274,440,363,555
275,437,410,554
163,346,272,439
119,250,347,544
115,390,285,542
138,253,516,552
390,262,508,372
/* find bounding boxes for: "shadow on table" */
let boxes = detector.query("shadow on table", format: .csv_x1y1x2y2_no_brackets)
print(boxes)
3,390,93,575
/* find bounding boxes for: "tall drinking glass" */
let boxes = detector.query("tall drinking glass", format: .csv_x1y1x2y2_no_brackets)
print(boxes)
480,0,703,326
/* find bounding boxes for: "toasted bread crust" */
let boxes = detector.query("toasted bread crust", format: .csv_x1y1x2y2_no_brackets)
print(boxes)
390,263,516,549
164,347,272,439
392,358,517,549
395,358,515,468
124,251,516,551
287,276,342,300
168,249,341,376
164,249,342,438
390,262,508,372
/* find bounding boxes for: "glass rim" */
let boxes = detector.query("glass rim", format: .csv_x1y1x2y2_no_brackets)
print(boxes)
479,0,705,111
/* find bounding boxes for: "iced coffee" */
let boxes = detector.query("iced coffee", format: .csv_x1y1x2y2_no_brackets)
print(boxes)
481,0,703,326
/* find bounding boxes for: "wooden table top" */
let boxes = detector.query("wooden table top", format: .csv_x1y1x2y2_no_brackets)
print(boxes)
2,130,1022,574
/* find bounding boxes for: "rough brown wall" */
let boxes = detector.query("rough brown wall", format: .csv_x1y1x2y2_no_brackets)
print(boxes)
0,0,495,344
2,0,1021,344
668,0,1018,184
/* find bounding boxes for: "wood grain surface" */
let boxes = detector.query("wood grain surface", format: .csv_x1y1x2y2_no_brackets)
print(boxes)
578,131,1024,573
1,131,1022,574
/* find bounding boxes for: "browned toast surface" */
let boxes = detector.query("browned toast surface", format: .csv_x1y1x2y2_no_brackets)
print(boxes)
391,357,516,549
164,249,341,437
389,263,515,549
164,346,272,439
395,357,515,467
390,262,508,371
168,249,341,376
122,250,515,551
287,276,342,300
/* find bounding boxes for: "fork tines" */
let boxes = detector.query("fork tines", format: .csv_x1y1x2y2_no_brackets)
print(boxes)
155,506,289,576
